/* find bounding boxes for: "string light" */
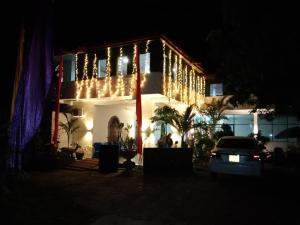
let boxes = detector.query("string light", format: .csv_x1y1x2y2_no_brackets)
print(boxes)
173,55,178,98
183,65,188,104
141,40,151,87
202,75,206,97
162,40,166,96
89,53,98,98
130,44,137,97
168,49,172,100
83,54,89,99
178,57,183,101
113,47,125,97
73,39,205,103
161,40,206,106
101,47,112,97
75,54,81,100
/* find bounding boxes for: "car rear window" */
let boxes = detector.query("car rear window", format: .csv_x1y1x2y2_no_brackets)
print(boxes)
216,139,257,149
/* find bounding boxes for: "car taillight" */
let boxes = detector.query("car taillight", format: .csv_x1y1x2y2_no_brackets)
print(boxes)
251,154,261,161
210,151,220,158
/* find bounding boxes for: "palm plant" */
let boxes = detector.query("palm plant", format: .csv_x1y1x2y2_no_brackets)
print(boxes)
171,105,196,147
59,113,80,149
198,96,232,139
150,105,178,138
151,105,197,147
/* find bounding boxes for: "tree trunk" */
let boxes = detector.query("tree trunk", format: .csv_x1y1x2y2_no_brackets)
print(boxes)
181,135,186,148
67,132,70,149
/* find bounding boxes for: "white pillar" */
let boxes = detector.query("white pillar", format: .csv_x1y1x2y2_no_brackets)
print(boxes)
253,112,258,135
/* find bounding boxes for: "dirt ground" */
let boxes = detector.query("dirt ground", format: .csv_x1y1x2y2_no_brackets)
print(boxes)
1,159,300,225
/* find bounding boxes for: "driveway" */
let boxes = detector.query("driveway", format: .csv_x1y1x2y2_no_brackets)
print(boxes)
1,160,300,225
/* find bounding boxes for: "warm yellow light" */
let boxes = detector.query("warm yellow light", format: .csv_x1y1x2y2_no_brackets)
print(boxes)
129,122,135,138
84,131,93,141
162,40,166,96
85,119,93,131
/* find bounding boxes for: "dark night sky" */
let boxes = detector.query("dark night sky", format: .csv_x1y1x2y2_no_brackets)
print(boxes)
2,0,300,121
51,0,300,110
53,0,222,64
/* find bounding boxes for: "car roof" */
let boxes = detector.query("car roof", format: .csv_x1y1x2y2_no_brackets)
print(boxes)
219,136,256,141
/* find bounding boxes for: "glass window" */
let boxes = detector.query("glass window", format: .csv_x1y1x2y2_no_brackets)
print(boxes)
234,115,253,124
210,83,223,96
98,59,106,78
62,54,75,82
234,124,253,136
117,56,129,75
140,53,150,74
172,63,177,80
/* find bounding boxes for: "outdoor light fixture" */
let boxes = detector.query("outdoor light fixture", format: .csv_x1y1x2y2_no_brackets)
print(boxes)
85,119,93,132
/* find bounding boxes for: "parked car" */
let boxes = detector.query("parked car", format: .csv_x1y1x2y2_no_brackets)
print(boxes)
209,136,263,177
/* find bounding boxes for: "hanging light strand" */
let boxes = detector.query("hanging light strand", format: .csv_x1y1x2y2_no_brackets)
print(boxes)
162,41,166,96
83,54,90,98
178,57,183,101
168,49,172,99
102,47,111,97
141,40,151,87
113,47,125,96
75,54,81,100
130,44,137,97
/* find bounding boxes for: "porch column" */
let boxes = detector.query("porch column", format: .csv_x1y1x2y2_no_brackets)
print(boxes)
253,112,258,135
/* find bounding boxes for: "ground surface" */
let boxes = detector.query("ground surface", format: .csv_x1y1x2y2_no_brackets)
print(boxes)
1,159,300,225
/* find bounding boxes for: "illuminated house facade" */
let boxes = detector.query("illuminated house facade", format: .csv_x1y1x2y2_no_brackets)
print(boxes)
54,36,207,156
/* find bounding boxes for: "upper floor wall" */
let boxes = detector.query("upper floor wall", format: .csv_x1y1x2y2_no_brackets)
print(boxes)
57,37,207,106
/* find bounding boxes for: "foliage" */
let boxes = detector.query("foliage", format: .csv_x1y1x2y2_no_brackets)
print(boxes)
206,19,300,116
197,97,232,140
248,130,270,145
120,123,135,150
151,105,197,147
59,113,80,149
123,136,136,150
150,105,178,138
214,123,234,140
193,137,215,165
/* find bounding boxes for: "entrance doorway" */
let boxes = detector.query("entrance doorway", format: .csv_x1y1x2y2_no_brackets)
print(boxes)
107,116,121,144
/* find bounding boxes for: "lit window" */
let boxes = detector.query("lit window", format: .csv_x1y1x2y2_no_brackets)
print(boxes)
117,56,129,75
172,64,177,80
62,54,75,82
140,53,150,74
98,59,106,78
210,83,223,96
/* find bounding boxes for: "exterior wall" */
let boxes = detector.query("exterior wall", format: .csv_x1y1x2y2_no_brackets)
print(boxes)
93,103,135,144
93,97,161,147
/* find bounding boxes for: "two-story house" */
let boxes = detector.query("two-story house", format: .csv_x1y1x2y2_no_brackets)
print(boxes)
53,35,207,156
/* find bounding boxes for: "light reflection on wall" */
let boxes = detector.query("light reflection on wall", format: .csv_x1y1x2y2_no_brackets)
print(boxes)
84,131,93,141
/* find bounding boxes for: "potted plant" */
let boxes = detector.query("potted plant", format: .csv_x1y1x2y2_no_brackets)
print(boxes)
120,125,137,169
74,144,84,160
59,113,80,150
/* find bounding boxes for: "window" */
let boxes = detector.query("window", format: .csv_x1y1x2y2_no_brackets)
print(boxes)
172,63,177,80
210,83,223,96
117,56,129,75
62,54,75,82
140,53,150,74
98,59,106,78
